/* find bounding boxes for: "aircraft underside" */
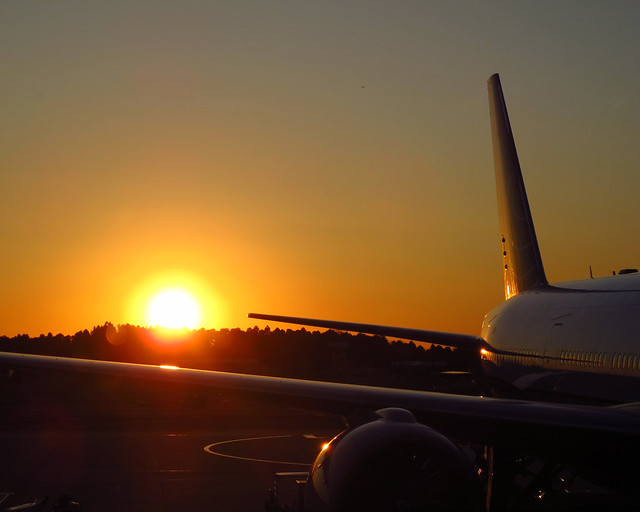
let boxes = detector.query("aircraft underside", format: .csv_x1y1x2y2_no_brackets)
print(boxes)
267,406,639,512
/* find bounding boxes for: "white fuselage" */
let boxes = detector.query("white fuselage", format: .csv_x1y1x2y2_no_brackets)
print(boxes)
480,272,640,401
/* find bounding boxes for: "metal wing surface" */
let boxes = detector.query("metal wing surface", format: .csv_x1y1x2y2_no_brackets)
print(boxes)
247,313,486,350
1,351,637,451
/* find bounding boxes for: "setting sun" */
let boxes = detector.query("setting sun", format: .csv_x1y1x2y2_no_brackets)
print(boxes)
128,270,227,331
146,288,202,329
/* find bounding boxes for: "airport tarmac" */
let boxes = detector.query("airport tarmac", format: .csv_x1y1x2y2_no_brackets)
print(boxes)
0,368,345,512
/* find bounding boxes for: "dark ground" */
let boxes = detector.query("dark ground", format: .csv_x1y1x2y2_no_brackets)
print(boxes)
0,367,345,512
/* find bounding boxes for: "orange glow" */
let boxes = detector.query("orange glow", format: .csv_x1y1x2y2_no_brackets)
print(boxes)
160,364,180,370
2,4,640,342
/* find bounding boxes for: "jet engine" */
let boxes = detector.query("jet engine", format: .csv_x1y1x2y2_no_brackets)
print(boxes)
303,408,481,511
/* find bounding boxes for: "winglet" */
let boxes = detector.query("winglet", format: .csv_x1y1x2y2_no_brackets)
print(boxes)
488,74,548,299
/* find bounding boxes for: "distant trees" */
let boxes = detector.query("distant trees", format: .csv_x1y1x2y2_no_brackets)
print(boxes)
0,324,479,386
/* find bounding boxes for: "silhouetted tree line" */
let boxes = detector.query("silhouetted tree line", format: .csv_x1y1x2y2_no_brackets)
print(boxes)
0,324,479,386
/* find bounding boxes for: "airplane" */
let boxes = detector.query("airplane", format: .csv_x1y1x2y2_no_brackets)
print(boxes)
251,74,640,407
1,74,639,511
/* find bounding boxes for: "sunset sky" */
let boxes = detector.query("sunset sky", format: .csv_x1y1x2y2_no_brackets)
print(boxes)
2,1,640,337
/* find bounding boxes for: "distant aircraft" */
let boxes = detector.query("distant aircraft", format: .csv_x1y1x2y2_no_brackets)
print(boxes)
1,74,639,511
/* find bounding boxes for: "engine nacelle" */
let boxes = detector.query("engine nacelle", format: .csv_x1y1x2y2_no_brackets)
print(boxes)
304,408,481,512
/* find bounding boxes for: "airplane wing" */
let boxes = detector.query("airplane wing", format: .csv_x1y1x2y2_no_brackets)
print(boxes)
247,313,568,361
248,313,487,351
1,349,638,509
1,350,638,443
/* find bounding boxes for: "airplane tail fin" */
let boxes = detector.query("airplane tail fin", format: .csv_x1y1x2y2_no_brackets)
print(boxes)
488,74,547,299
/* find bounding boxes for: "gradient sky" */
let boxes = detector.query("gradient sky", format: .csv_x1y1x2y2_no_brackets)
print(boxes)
2,1,640,337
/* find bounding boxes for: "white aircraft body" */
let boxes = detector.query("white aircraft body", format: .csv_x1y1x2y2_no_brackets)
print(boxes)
1,74,639,511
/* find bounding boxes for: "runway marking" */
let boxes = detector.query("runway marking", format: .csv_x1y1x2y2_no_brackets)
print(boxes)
204,435,311,467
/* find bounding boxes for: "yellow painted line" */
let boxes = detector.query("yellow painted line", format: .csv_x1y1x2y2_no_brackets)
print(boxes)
204,435,311,467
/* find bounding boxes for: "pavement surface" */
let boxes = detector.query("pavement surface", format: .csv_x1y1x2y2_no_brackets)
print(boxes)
0,366,345,512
